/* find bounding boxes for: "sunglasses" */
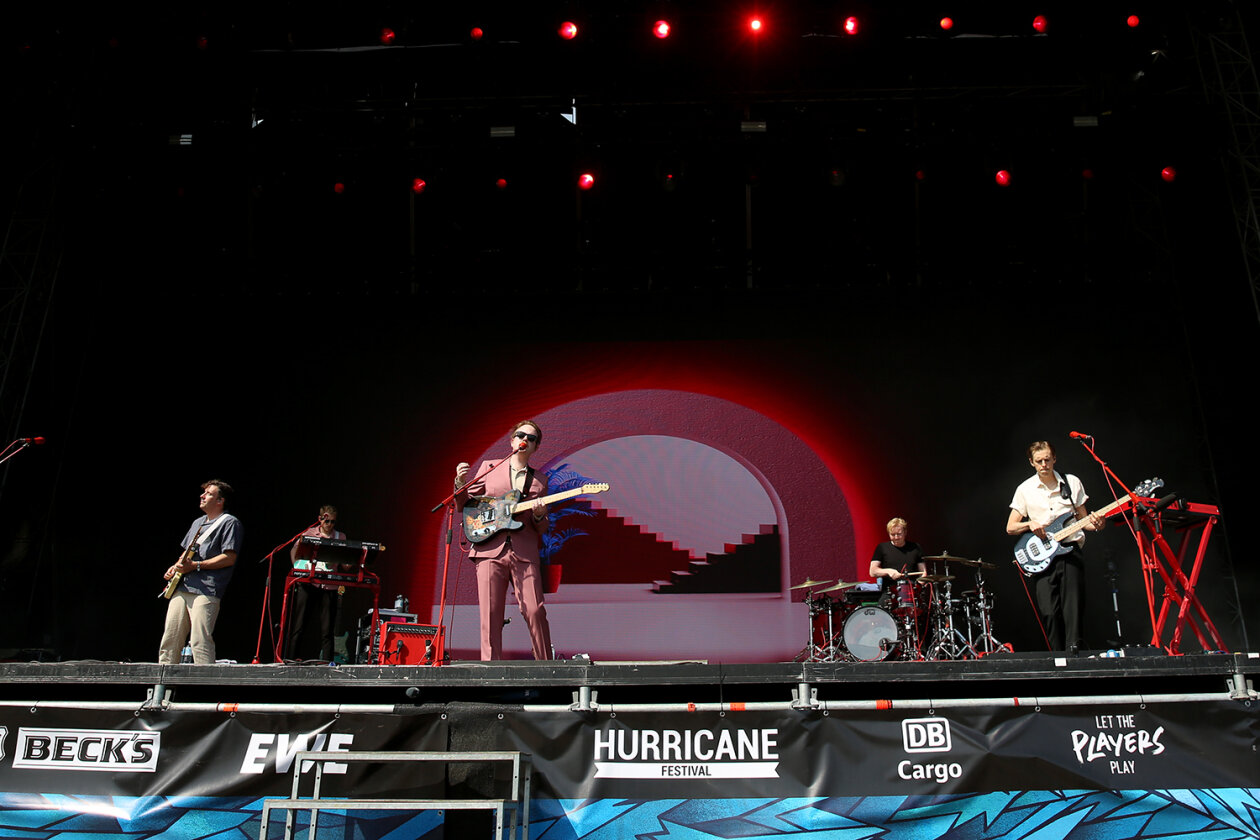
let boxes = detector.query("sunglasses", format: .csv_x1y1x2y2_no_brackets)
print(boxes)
513,431,539,443
320,517,336,524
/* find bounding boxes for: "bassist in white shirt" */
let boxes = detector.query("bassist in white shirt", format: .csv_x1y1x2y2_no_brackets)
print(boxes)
1005,441,1105,653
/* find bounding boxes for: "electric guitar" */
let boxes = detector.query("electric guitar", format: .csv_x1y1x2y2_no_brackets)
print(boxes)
463,482,611,544
160,523,205,599
1013,477,1162,575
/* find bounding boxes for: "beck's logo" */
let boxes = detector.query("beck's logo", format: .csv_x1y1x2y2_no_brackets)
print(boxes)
13,728,160,772
901,718,952,754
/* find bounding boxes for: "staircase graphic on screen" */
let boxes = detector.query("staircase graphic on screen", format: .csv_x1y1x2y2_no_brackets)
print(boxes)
553,501,780,593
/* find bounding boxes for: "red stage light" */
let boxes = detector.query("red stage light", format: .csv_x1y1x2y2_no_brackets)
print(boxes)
653,20,671,39
333,182,346,194
470,26,484,40
196,35,209,51
380,27,397,45
578,173,596,190
1032,15,1048,33
940,17,954,31
1161,166,1177,182
559,21,578,40
411,178,427,194
843,16,860,35
915,170,927,181
749,17,763,33
1081,168,1095,180
995,170,1012,187
1126,15,1140,28
495,178,508,189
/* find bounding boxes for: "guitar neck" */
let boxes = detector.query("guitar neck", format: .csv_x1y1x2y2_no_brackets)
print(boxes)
513,487,586,513
1052,494,1131,542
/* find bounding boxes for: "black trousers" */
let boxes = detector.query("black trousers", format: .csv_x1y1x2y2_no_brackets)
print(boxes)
285,583,338,661
1032,549,1085,651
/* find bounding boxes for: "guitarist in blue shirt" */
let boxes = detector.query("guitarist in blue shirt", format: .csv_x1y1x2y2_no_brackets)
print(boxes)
1005,441,1105,653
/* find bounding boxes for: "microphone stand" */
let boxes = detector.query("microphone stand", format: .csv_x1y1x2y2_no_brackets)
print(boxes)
425,454,518,667
0,437,43,467
251,520,320,664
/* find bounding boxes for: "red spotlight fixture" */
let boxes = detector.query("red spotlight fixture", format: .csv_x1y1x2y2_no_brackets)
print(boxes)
843,16,860,35
195,35,209,51
495,178,508,190
1081,168,1095,180
1032,15,1048,33
748,16,763,33
915,170,927,181
411,178,427,194
380,27,397,45
559,21,578,40
470,26,484,40
578,173,596,190
940,17,954,31
995,170,1012,187
653,20,671,39
1161,166,1177,183
1126,15,1140,28
333,182,346,194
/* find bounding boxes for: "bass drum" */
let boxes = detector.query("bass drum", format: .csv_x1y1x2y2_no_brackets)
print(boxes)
843,606,902,661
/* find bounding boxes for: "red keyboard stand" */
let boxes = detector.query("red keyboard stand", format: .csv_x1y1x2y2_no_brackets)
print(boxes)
1128,497,1228,655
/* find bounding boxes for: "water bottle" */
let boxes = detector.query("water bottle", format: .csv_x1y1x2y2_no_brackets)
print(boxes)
180,644,193,664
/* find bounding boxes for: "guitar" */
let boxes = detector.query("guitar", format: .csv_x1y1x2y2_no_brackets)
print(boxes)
463,483,611,544
160,523,205,599
1013,477,1162,576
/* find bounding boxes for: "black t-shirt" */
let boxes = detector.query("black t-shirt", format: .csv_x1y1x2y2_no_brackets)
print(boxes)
869,540,924,597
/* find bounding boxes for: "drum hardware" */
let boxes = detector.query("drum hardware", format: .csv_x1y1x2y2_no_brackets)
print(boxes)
818,580,861,593
917,574,955,583
791,578,834,590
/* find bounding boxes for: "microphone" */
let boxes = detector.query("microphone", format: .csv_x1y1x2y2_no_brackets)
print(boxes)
516,439,529,451
1069,431,1090,440
19,437,45,445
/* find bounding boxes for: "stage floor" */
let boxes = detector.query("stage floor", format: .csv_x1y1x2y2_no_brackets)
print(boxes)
0,650,1254,708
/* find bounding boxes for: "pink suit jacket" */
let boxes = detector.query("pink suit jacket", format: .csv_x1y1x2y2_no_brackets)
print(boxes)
459,459,550,563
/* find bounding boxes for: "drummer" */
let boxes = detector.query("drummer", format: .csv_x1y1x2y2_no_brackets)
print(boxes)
869,517,927,602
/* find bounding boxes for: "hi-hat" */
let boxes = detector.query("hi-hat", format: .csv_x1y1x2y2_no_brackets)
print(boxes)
790,578,833,590
819,580,861,592
918,574,956,583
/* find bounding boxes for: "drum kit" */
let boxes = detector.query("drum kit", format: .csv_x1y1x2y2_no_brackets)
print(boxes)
794,553,1006,662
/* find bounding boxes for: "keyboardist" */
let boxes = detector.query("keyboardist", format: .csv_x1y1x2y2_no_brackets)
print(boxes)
285,505,345,661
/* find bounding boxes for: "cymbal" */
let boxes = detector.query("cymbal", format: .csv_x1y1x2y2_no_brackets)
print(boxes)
918,574,956,583
819,580,861,593
952,557,996,569
790,578,833,590
924,553,971,564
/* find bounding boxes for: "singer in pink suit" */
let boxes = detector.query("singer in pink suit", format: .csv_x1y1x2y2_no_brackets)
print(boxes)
454,420,553,661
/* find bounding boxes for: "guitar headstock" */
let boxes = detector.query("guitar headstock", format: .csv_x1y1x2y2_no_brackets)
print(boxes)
583,483,611,494
1134,477,1164,498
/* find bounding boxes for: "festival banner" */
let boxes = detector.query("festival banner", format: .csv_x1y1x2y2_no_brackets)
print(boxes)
0,700,1252,839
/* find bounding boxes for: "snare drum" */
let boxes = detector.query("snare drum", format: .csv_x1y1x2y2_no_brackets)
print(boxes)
893,580,927,617
843,606,902,661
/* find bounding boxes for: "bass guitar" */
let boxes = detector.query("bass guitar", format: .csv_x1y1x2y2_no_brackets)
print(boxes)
463,482,610,544
1013,477,1162,575
160,523,205,599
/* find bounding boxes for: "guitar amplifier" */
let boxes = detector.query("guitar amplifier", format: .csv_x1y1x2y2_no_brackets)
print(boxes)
377,621,442,665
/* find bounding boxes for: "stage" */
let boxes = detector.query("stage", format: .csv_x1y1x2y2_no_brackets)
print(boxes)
0,650,1253,707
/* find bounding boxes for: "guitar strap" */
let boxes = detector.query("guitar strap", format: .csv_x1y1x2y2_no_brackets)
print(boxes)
1058,472,1077,553
195,514,230,549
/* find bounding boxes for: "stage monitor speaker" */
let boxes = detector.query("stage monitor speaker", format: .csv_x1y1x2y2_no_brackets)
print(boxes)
378,621,441,665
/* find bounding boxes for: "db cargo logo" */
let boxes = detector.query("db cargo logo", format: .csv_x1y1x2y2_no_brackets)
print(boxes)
899,718,961,783
13,728,159,772
593,727,780,779
902,718,952,753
